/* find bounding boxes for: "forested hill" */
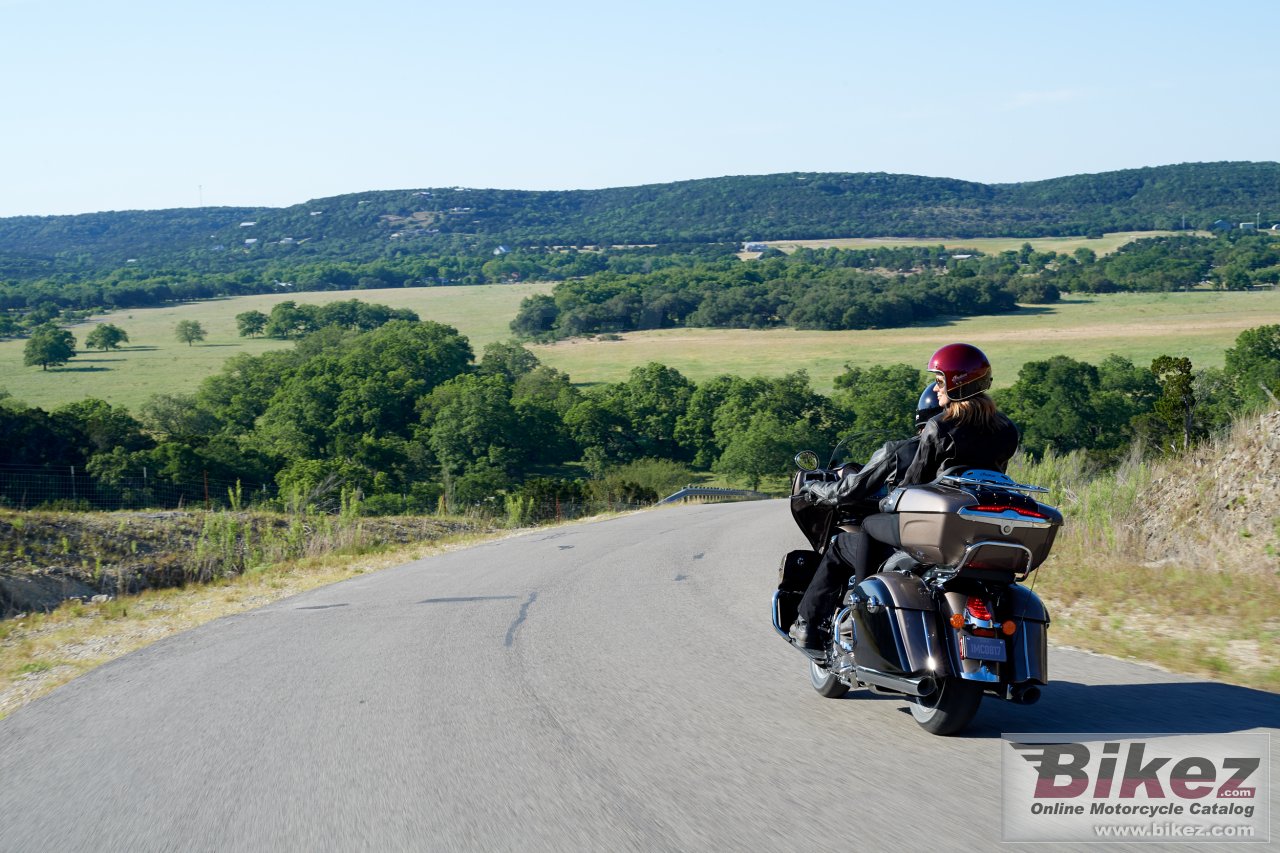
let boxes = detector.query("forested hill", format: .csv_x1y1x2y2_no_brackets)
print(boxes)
2,162,1278,276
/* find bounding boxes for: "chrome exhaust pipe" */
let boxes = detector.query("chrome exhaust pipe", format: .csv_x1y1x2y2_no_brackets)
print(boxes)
856,667,936,697
1006,683,1042,705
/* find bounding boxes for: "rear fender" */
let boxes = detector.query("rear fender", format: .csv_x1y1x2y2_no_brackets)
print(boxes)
1005,584,1049,685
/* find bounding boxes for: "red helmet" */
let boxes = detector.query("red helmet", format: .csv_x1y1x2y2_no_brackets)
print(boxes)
926,343,992,401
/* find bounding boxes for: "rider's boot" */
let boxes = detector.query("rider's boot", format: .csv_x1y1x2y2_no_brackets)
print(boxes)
789,617,830,652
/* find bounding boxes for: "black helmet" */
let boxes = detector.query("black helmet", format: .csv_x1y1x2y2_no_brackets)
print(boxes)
915,383,943,430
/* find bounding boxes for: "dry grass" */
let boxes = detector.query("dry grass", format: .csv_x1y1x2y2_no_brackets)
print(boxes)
1010,424,1280,692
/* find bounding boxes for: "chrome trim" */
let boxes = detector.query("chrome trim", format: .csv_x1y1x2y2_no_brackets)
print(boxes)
770,591,791,641
855,666,937,697
965,612,996,630
955,540,1034,574
773,590,831,664
940,469,1049,494
960,663,1001,683
834,606,855,652
956,506,1055,529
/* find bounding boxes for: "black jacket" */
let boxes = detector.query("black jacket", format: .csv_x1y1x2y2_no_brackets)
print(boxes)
802,435,920,507
902,412,1020,486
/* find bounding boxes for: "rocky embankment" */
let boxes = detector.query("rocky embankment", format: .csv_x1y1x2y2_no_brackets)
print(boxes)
0,511,493,616
1136,409,1280,572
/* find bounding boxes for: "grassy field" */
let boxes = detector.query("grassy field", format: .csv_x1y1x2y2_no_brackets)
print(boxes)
3,285,1279,409
761,230,1189,256
0,283,553,411
531,289,1280,391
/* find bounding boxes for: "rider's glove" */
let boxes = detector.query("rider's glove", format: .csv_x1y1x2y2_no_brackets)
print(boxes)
800,480,840,506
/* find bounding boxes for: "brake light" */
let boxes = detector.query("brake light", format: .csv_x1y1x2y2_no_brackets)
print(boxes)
966,597,992,621
968,504,1048,519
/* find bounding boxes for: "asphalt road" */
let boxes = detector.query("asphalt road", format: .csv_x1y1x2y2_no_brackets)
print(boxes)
1,500,1276,852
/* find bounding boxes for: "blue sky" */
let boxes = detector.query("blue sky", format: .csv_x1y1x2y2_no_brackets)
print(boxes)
1,0,1275,216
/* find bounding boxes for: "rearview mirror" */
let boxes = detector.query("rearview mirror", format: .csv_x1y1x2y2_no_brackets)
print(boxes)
794,450,820,472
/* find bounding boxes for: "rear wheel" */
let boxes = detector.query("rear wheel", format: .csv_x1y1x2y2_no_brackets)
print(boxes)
909,677,983,735
809,660,850,698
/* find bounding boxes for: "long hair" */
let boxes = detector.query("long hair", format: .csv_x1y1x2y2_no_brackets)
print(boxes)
942,393,1002,429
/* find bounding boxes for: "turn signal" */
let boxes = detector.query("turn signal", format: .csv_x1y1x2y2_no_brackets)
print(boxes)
1002,620,1017,636
949,613,964,629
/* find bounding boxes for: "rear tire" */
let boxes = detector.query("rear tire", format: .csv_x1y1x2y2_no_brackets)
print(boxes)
809,660,850,698
909,677,983,735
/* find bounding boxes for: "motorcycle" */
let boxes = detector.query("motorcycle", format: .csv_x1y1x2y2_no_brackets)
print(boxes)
772,445,1063,735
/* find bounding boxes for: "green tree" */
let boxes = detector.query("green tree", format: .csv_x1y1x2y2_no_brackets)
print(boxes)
603,363,696,461
235,310,269,337
175,319,207,346
831,363,924,457
1224,324,1280,407
997,356,1104,457
478,341,541,382
23,323,77,370
713,411,821,490
1149,355,1196,451
84,323,129,351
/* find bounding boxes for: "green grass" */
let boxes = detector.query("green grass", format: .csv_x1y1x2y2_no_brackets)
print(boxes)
0,283,553,411
4,282,1279,409
531,289,1280,392
763,230,1192,257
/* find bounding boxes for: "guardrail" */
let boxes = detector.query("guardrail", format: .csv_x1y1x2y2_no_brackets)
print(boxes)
657,485,770,505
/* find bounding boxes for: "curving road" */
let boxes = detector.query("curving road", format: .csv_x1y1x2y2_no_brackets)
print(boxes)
1,500,1276,851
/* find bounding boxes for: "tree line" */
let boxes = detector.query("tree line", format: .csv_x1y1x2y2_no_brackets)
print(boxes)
3,163,1279,279
2,311,1276,515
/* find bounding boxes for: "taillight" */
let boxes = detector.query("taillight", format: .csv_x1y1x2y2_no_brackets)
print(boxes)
966,597,992,621
968,504,1048,519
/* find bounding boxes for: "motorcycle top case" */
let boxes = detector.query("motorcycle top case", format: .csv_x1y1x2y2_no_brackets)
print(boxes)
868,482,1063,571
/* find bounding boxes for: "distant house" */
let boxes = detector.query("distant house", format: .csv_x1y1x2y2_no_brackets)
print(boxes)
743,242,768,252
279,237,295,245
309,210,323,216
244,238,258,246
493,245,510,256
239,221,256,227
1210,219,1232,231
951,254,975,260
1240,222,1257,230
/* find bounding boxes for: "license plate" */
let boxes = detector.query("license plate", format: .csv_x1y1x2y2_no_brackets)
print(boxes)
962,635,1007,662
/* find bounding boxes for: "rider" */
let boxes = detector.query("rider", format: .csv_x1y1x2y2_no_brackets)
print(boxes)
790,343,1020,651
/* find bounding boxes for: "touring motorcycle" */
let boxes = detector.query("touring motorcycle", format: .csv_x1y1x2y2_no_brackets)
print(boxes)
772,448,1063,735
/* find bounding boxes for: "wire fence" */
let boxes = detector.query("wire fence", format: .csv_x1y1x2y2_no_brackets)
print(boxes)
0,463,270,512
0,463,666,520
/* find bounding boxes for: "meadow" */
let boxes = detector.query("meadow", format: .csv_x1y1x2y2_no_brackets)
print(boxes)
0,282,553,411
3,284,1279,410
532,289,1280,391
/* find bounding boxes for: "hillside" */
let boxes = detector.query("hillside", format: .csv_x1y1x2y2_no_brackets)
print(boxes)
1137,408,1280,572
1,162,1278,277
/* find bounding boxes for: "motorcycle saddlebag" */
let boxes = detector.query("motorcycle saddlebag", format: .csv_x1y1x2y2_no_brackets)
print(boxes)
778,549,820,592
775,550,820,636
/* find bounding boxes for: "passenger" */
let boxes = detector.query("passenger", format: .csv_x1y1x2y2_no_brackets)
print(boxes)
790,343,1020,652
